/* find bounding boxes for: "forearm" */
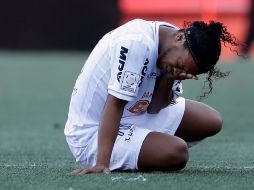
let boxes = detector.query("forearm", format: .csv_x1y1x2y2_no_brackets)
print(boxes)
147,75,174,114
96,95,127,167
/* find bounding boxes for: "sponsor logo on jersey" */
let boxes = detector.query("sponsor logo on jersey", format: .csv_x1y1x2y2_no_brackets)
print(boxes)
117,46,128,82
139,58,149,87
128,100,150,113
121,71,140,93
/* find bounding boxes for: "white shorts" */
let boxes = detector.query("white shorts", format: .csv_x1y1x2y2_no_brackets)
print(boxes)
67,97,186,171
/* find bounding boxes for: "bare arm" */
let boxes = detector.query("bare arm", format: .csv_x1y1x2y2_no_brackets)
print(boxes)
147,75,174,114
71,94,127,175
147,65,198,114
97,94,127,167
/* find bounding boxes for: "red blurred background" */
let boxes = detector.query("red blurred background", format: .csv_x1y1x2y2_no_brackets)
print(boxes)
119,0,251,60
0,0,253,59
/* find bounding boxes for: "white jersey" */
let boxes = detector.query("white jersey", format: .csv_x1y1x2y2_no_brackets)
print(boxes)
64,19,183,147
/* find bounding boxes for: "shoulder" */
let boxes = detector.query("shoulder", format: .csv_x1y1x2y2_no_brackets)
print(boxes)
123,18,152,28
155,21,180,30
109,19,156,49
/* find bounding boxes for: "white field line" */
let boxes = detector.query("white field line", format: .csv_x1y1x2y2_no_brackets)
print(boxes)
111,174,147,182
110,166,254,182
1,164,253,170
0,163,254,171
0,163,44,167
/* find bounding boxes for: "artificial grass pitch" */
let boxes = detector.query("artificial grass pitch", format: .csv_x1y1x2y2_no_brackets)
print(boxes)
0,51,253,190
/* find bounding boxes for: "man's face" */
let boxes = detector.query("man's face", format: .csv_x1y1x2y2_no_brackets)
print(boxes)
157,45,199,80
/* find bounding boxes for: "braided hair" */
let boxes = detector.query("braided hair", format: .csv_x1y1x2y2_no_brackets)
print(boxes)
182,21,241,100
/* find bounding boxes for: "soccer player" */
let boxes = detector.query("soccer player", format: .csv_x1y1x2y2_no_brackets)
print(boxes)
65,19,240,174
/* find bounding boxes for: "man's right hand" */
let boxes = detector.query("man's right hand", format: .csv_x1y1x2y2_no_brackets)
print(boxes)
163,65,198,80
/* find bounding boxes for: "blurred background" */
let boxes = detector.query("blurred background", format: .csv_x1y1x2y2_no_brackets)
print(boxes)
1,1,254,189
0,0,253,59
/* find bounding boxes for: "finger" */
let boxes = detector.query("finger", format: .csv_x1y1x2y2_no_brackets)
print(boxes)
186,73,194,79
179,73,197,80
70,168,85,175
172,67,177,75
78,167,109,175
77,166,104,175
193,75,198,80
178,72,186,78
178,72,187,79
77,169,90,175
186,74,198,80
173,67,183,77
103,168,110,174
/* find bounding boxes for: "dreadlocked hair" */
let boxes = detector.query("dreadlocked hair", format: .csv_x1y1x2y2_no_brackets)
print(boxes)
198,68,230,101
183,20,242,101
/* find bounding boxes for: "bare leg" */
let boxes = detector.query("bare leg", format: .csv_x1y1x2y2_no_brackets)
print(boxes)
138,132,188,171
137,99,221,171
175,99,223,142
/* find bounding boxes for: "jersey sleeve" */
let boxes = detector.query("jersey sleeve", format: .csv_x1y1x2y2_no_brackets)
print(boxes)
108,38,149,101
172,80,183,101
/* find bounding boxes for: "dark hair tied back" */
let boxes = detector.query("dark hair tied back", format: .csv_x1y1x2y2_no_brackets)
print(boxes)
207,21,223,37
190,21,241,53
183,20,242,100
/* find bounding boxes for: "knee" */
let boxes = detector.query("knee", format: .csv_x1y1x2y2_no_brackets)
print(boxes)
165,139,189,171
210,110,223,136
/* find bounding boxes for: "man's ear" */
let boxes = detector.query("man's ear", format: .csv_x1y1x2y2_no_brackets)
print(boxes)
175,32,186,46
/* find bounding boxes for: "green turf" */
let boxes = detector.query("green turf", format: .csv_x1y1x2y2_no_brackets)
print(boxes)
0,51,254,190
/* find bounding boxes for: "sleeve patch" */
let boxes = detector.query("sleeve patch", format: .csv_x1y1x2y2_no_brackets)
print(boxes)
121,71,140,93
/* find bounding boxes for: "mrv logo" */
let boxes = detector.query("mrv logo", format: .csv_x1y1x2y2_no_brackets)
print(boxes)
139,58,149,87
117,46,128,82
